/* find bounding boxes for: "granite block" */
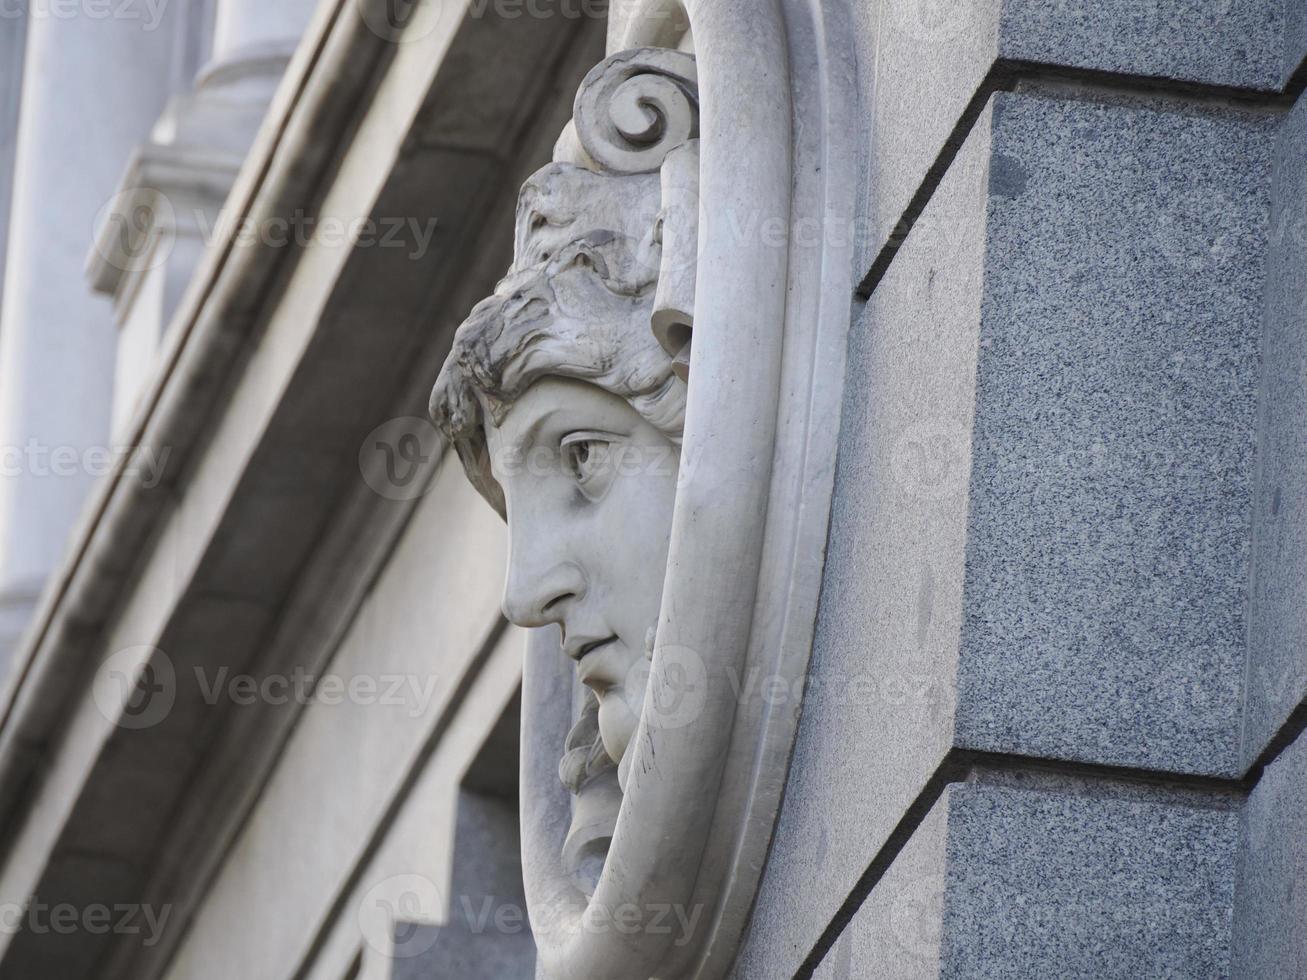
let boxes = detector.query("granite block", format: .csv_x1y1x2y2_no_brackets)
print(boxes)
853,0,1283,278
999,0,1282,92
1242,88,1307,766
940,770,1240,978
1286,0,1307,83
956,90,1274,777
810,771,1239,979
1231,730,1307,978
731,104,997,980
742,85,1272,975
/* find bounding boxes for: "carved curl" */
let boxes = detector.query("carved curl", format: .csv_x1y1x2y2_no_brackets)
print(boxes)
572,47,698,175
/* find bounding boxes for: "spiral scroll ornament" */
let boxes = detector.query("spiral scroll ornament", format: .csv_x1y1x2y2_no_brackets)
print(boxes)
572,47,699,176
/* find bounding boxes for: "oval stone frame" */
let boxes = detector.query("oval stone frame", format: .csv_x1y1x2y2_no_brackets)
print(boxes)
516,1,858,977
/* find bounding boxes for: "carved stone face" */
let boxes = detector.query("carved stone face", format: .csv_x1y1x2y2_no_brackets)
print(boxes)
484,376,680,765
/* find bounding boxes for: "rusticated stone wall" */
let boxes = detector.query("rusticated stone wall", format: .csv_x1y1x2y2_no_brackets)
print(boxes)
735,1,1307,977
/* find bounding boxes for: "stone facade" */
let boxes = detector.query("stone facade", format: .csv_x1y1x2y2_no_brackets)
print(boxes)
0,1,1301,979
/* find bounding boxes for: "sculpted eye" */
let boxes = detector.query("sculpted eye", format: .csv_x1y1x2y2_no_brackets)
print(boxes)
561,433,614,496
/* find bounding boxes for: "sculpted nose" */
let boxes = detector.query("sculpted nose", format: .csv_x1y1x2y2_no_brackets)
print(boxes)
501,559,586,629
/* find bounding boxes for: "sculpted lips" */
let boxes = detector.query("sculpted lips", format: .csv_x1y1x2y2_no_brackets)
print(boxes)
567,636,619,688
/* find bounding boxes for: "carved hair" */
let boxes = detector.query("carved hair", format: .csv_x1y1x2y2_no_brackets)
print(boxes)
428,162,687,518
429,49,699,801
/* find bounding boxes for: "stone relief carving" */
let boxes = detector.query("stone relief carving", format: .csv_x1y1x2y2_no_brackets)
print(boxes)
431,47,693,891
430,1,857,975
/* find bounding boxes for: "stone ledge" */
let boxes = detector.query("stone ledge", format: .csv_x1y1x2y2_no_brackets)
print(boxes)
955,89,1274,778
1232,728,1307,978
1244,84,1307,767
998,0,1282,92
737,84,1274,977
854,0,1286,279
812,768,1239,979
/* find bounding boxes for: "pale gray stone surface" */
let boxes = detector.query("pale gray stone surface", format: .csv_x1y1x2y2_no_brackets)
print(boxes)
0,11,24,325
741,84,1274,977
732,102,997,980
940,770,1240,978
853,0,1001,274
395,784,534,979
1232,732,1307,979
0,6,183,677
812,791,950,980
955,90,1274,778
1243,88,1307,767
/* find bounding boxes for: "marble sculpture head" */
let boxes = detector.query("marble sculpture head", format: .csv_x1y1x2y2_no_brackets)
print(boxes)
430,161,687,780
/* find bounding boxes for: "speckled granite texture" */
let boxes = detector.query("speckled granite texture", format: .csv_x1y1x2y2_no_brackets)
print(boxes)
1286,0,1307,83
999,0,1282,91
1232,732,1307,979
808,770,1240,979
955,90,1275,777
390,923,535,980
1243,88,1307,767
940,770,1240,978
853,0,1285,276
738,82,1279,977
